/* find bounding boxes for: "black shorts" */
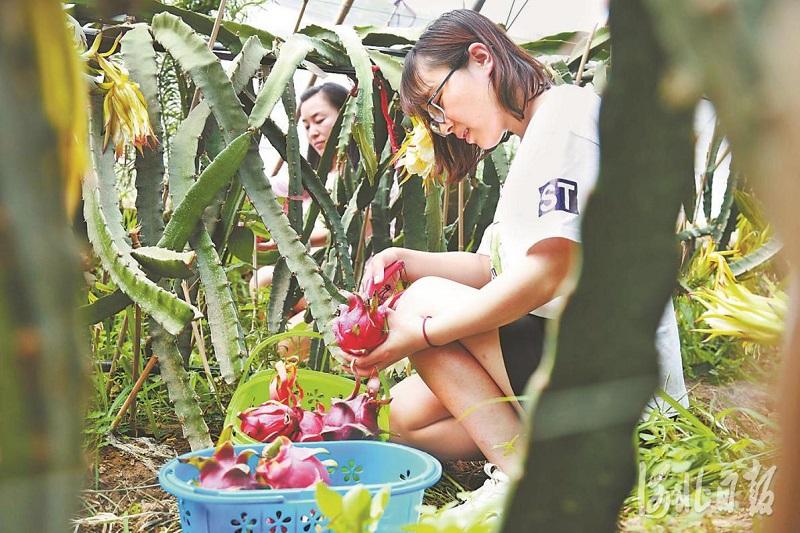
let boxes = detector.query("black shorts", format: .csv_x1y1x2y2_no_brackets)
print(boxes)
499,314,548,398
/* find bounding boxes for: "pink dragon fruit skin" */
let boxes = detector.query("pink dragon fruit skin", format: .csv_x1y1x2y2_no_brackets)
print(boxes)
269,360,303,407
332,293,389,356
255,436,333,489
238,401,302,443
296,409,325,442
320,378,390,441
363,260,406,304
320,400,373,440
333,259,407,357
181,441,262,490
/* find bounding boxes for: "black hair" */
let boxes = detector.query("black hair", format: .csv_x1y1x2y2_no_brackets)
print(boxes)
298,82,356,171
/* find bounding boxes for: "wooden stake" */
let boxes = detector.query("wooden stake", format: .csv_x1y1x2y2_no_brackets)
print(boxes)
129,305,142,433
110,355,158,432
293,0,310,33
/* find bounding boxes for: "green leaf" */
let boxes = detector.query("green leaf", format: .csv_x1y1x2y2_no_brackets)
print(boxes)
281,84,304,233
260,118,355,290
315,482,344,521
79,290,131,325
355,25,420,46
369,169,394,254
190,230,246,384
130,247,195,279
151,322,212,450
368,50,403,91
370,486,391,529
85,95,198,336
267,258,292,333
159,131,252,251
342,485,373,526
83,170,198,336
121,24,165,246
401,178,426,251
729,238,783,277
247,34,314,130
334,26,376,180
425,183,445,252
152,12,250,139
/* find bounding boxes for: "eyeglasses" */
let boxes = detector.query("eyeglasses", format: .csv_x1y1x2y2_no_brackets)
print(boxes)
425,54,468,137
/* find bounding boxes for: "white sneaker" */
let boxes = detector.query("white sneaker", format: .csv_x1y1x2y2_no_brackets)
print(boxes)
436,463,511,529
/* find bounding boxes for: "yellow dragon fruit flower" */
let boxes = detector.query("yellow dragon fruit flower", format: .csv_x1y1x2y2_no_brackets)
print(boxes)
691,257,786,345
85,34,156,157
25,0,89,217
393,116,439,187
684,240,737,288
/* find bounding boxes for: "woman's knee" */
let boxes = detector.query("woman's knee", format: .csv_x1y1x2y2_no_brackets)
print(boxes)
387,375,447,435
395,276,457,315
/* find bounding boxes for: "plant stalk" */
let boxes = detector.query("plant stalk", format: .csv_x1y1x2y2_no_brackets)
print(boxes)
110,355,158,432
129,305,142,432
104,313,129,397
190,0,229,110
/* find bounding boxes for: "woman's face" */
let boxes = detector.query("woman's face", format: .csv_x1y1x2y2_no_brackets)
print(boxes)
300,92,340,156
417,43,508,150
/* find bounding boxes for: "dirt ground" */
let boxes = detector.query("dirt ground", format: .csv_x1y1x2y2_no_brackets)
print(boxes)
74,380,776,532
73,436,488,532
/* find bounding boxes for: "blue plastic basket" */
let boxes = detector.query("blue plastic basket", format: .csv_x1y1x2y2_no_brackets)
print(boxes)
159,441,442,533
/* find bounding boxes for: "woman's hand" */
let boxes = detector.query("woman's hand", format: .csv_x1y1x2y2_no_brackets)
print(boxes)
360,247,405,293
344,306,429,376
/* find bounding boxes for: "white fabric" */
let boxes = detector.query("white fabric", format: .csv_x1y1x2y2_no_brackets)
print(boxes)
477,84,689,409
477,84,600,319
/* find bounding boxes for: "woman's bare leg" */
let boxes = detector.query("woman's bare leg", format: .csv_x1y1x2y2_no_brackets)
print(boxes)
389,373,482,460
388,277,527,473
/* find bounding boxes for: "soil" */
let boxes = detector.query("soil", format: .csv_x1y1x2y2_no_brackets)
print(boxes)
74,436,488,532
74,380,776,532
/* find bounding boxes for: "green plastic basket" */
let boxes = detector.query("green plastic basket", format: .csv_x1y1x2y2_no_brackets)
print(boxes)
225,369,390,445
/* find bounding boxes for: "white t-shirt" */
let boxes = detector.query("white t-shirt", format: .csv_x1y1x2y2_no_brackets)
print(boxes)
477,84,688,409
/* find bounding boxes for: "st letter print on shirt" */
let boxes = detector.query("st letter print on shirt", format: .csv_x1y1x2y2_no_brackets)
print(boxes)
538,178,579,217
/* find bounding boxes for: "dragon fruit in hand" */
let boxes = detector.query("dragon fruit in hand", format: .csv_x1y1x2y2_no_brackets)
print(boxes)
332,261,406,356
363,260,406,304
332,293,391,356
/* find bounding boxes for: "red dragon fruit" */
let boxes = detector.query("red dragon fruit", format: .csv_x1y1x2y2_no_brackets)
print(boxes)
296,409,325,442
363,260,406,304
181,441,262,490
255,436,334,489
269,359,303,407
321,377,390,441
238,401,303,443
332,293,391,356
333,261,406,356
